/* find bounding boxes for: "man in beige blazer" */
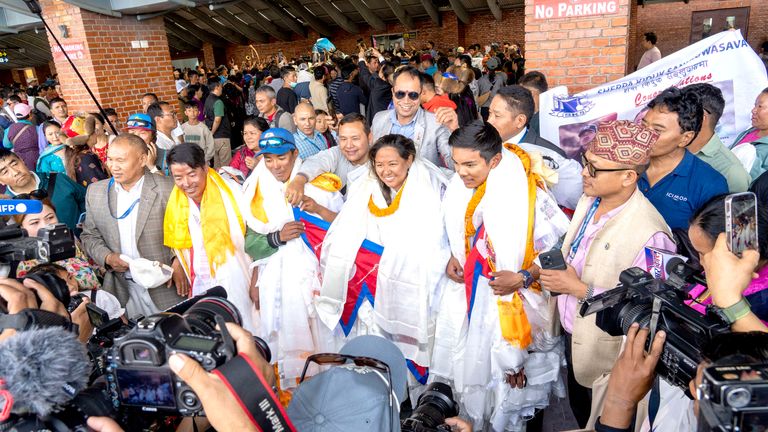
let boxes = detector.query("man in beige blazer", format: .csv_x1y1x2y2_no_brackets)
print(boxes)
540,121,674,428
81,134,187,315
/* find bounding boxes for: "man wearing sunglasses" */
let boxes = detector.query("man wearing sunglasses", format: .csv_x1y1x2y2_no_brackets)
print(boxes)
371,65,453,170
539,121,674,428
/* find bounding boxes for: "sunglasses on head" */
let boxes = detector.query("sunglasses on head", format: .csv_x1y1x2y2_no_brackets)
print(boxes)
299,353,395,425
258,137,290,149
394,90,420,101
14,189,47,200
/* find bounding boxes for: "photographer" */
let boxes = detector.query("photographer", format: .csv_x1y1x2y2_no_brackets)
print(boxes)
686,195,768,330
595,327,768,432
0,276,71,342
593,231,767,432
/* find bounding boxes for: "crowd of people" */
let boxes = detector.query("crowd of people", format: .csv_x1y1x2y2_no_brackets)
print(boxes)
0,36,767,432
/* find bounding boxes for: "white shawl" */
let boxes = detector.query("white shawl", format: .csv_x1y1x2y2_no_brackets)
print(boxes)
241,158,343,385
318,159,449,366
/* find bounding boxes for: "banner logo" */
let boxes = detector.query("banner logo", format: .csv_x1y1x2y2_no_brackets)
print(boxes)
549,94,595,118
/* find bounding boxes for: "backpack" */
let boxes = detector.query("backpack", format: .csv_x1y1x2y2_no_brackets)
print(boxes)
30,98,50,125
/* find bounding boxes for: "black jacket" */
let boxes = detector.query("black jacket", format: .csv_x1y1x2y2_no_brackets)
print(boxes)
358,61,392,125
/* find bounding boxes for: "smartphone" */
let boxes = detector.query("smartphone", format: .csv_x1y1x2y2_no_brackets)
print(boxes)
540,249,567,270
539,249,567,297
725,192,758,257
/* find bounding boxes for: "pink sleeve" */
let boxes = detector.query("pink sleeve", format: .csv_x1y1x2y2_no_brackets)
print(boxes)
592,231,675,296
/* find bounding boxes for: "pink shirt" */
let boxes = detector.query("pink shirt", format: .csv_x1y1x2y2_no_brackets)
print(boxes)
557,196,676,334
737,129,761,146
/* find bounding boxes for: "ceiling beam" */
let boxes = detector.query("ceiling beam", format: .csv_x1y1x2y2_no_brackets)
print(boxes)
166,14,223,46
62,0,121,17
383,0,413,29
347,0,385,31
167,35,198,53
448,0,470,24
165,22,202,47
3,34,49,55
311,0,358,34
185,7,247,45
279,0,332,36
235,6,289,42
247,0,305,37
487,0,502,20
419,0,440,25
211,8,267,43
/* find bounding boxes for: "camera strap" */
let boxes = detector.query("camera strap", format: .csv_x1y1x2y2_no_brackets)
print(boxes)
213,353,296,432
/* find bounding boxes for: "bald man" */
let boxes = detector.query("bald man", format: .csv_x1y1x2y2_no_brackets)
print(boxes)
292,102,329,159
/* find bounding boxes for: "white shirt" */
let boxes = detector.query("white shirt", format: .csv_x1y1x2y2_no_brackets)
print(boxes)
188,200,214,295
115,176,144,260
638,46,662,70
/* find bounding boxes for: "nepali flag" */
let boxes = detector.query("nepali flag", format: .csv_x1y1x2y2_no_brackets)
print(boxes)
293,208,429,383
464,224,493,323
293,208,383,336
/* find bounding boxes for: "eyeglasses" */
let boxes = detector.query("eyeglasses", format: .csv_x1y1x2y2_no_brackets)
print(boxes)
13,189,47,200
581,154,632,178
299,353,394,427
394,90,420,101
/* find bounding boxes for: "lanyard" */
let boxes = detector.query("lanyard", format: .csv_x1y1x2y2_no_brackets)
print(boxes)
108,178,141,220
567,198,601,261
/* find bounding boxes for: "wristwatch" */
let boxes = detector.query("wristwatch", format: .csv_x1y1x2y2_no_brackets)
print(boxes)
577,284,594,305
518,270,534,289
711,297,751,324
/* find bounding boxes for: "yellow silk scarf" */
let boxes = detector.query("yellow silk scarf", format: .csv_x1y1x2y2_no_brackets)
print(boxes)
164,168,245,276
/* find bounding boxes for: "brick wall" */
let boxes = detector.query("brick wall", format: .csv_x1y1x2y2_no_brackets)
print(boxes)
224,11,463,65
460,8,525,52
631,0,768,70
40,0,176,121
202,42,215,69
524,0,631,93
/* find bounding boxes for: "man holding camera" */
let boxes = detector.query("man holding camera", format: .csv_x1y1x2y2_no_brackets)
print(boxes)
540,121,675,428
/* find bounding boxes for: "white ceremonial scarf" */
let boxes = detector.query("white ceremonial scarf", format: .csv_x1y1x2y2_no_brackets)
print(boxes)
436,150,569,431
318,159,449,366
241,157,343,386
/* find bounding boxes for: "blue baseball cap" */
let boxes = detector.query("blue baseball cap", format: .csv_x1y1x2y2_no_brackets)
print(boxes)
125,113,154,131
257,127,296,156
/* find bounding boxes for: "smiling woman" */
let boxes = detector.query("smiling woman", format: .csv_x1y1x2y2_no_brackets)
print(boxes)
370,134,415,205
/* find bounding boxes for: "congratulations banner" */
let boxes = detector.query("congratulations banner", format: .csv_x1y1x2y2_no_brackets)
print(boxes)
539,30,768,159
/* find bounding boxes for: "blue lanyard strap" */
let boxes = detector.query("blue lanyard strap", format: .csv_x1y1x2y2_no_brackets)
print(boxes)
108,178,141,220
567,197,601,261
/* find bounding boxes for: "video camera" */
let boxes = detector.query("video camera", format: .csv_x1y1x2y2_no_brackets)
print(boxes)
580,266,731,389
104,288,270,416
0,223,75,264
698,363,768,431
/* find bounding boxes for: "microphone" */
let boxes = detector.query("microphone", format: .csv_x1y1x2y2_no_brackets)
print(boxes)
0,327,90,417
666,257,708,287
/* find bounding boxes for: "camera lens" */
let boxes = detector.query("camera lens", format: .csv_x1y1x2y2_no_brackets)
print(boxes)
408,382,459,427
725,386,751,408
183,297,242,335
253,336,272,363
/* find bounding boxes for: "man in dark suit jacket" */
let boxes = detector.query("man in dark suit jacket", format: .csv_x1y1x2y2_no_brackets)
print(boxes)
81,134,186,314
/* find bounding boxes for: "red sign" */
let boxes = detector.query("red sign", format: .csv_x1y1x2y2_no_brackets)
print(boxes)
52,42,85,61
533,0,619,20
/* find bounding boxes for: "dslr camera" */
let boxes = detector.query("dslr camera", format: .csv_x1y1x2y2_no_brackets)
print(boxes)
698,363,768,431
0,223,75,265
401,382,459,432
580,266,731,389
105,289,269,416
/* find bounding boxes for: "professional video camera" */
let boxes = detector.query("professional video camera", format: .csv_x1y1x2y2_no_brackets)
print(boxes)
697,363,768,431
0,223,75,268
580,265,731,390
104,288,270,416
401,382,459,432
